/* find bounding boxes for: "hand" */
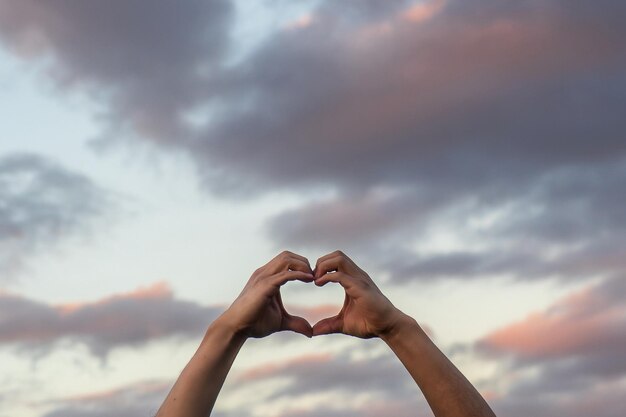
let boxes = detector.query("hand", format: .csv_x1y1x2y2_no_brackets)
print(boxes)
218,251,315,339
312,250,406,339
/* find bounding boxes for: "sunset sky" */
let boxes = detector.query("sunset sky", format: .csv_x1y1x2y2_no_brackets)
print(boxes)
1,1,626,416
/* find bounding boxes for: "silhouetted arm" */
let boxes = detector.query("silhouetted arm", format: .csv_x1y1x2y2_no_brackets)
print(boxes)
155,251,314,417
312,250,496,417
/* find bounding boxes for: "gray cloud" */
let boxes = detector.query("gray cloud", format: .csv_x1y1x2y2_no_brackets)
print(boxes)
39,380,244,417
40,380,170,417
196,0,626,193
491,385,626,417
275,400,425,417
0,0,233,144
2,1,625,288
0,282,222,357
476,275,626,411
239,349,416,401
268,160,626,284
239,0,626,285
0,153,111,279
3,2,626,416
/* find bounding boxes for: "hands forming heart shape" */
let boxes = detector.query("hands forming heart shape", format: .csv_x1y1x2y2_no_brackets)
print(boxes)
158,250,498,417
220,250,406,340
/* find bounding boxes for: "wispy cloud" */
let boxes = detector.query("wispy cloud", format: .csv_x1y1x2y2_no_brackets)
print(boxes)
0,153,112,279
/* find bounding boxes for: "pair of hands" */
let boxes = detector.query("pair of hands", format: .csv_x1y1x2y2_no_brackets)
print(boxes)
219,250,405,339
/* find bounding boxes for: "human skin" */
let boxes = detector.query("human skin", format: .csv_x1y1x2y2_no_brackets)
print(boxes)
155,250,496,417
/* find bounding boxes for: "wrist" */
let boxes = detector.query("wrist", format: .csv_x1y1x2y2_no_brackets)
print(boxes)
209,311,249,344
379,311,421,345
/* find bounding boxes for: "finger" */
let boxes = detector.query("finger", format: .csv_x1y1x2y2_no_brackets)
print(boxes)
314,250,344,272
286,258,314,273
271,250,309,265
312,315,343,336
314,270,353,289
314,254,357,278
281,314,313,338
268,252,313,274
284,251,311,266
276,290,290,316
269,270,314,287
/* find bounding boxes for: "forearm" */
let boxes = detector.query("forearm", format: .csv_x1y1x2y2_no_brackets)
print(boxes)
156,315,246,417
381,314,496,417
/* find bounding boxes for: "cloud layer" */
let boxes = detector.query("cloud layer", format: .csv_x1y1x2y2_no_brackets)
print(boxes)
1,0,625,286
1,2,626,417
0,153,110,279
0,282,221,357
478,275,626,415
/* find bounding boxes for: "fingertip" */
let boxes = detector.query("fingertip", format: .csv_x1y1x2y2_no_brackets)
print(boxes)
311,326,330,337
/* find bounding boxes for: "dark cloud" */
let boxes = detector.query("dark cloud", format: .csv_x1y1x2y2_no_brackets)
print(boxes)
3,2,626,416
2,1,625,287
0,0,233,143
0,153,110,279
265,187,442,251
0,282,222,357
268,160,626,284
237,0,626,285
196,0,626,194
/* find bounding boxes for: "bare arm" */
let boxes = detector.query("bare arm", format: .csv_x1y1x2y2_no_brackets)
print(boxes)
155,251,315,417
312,250,496,417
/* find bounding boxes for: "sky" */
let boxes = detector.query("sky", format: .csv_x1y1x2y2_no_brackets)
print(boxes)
0,0,625,416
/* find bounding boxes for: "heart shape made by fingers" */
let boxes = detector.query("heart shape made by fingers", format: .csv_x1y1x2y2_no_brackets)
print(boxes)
280,279,345,326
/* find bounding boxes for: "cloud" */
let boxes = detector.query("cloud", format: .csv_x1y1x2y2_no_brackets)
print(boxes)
0,153,111,279
286,304,344,324
0,282,223,357
479,276,626,365
2,0,625,288
237,0,626,285
476,275,626,414
231,348,437,417
268,161,626,284
40,380,170,417
195,0,626,194
0,0,233,143
39,379,243,417
238,349,415,400
490,383,626,417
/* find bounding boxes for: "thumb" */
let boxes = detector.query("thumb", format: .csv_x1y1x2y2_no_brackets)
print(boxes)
281,314,313,338
312,315,343,336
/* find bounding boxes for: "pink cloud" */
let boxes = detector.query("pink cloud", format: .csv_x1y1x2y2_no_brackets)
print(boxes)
286,305,342,324
239,353,333,382
480,278,626,360
0,282,222,356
